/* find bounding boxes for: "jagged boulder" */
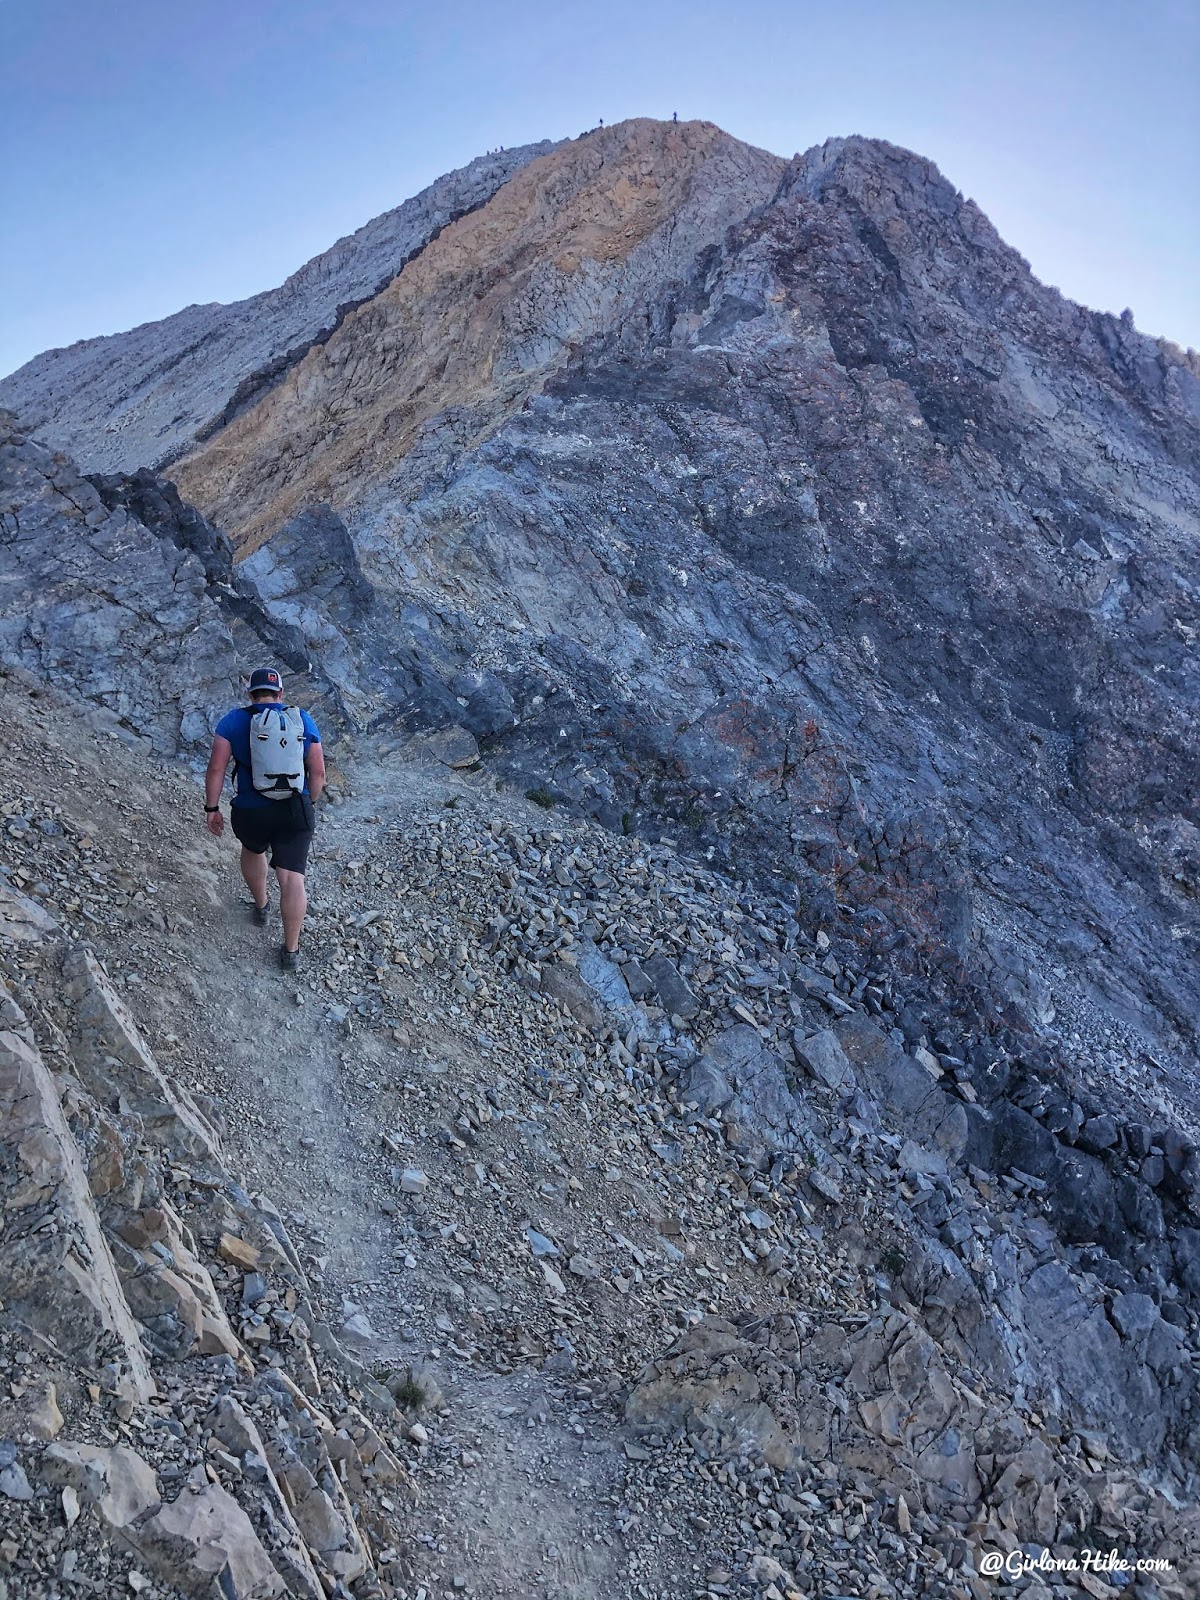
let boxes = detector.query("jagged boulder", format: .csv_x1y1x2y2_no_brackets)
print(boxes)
0,987,154,1397
63,946,224,1170
134,1480,286,1599
626,1317,797,1469
835,1014,966,1165
41,1443,160,1530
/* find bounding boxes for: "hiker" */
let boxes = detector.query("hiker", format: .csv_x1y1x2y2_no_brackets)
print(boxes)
204,668,324,971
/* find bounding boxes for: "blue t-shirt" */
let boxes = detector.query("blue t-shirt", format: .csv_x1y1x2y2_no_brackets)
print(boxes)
216,704,321,808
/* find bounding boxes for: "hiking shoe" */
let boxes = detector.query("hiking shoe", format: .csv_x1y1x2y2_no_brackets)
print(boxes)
251,901,269,927
280,945,300,973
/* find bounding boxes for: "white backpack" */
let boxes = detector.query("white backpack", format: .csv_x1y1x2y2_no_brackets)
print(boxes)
249,705,307,800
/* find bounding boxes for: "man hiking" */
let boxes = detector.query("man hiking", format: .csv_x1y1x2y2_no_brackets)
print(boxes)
204,668,325,970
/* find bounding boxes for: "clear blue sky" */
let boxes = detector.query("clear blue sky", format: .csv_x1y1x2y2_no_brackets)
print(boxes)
2,0,1197,379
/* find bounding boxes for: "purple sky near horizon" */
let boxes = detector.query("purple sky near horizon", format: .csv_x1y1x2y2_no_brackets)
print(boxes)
1,0,1197,379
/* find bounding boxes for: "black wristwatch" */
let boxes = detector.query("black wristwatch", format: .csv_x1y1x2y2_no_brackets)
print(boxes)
204,804,220,813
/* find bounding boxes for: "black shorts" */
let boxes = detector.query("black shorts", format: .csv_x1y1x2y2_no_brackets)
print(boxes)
230,796,316,875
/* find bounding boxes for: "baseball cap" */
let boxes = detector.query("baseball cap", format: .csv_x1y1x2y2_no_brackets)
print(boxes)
248,667,283,695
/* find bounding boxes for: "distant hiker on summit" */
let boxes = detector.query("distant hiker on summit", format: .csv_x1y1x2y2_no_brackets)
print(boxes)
204,668,324,971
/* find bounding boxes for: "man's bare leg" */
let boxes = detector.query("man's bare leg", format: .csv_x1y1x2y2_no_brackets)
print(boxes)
240,847,269,910
277,868,307,953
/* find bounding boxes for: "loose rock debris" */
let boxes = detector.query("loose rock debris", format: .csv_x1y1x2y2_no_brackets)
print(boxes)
0,669,1198,1599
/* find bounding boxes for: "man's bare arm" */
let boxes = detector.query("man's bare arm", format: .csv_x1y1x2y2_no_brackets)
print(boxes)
205,736,233,808
306,742,326,804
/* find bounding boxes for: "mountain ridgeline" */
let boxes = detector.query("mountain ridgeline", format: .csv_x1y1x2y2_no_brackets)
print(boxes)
2,116,1199,1084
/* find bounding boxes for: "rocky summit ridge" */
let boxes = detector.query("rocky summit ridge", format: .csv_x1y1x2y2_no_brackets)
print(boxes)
0,116,1199,1600
0,139,562,477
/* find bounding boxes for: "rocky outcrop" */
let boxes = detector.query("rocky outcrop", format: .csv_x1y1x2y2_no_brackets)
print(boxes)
0,413,245,750
0,962,153,1396
0,413,344,747
0,876,411,1597
0,142,562,474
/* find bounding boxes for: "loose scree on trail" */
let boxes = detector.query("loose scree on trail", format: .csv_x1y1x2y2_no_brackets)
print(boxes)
0,117,1198,1600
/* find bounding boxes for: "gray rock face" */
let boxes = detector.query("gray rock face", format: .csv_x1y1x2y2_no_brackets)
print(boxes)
695,1025,800,1150
836,1014,967,1164
1018,1261,1168,1459
0,415,242,750
0,142,561,473
681,1056,734,1116
135,1479,287,1598
792,1028,855,1094
0,415,340,748
41,1442,160,1529
0,977,154,1396
643,953,700,1020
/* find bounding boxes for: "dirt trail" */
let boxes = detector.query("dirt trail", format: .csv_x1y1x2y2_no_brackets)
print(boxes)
141,756,664,1599
0,676,682,1597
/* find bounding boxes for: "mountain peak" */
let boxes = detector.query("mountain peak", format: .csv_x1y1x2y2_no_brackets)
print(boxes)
0,136,564,473
171,121,785,547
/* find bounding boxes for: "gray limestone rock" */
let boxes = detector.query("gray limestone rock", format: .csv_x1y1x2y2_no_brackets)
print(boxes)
792,1028,854,1093
0,1462,33,1502
1109,1292,1158,1341
0,416,335,750
620,957,653,1001
0,417,241,751
421,726,481,769
1078,1113,1119,1152
989,1101,1059,1179
681,1057,734,1116
1016,1260,1184,1462
133,1479,286,1598
1175,1227,1200,1295
643,953,700,1020
1045,1148,1125,1255
0,1001,154,1396
691,1026,801,1153
538,960,602,1029
41,1442,160,1529
576,940,635,1012
836,1014,966,1164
